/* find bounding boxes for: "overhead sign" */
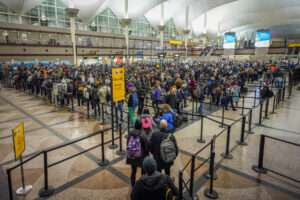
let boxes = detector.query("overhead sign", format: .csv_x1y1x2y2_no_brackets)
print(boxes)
12,122,25,160
255,31,270,48
169,40,182,45
224,34,236,49
112,68,125,102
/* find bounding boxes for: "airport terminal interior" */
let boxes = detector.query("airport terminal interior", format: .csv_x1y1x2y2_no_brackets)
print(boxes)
0,0,300,200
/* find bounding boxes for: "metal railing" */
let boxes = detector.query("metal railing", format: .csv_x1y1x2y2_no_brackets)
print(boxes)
252,134,300,184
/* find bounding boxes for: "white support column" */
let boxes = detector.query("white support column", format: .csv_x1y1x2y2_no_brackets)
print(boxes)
121,19,132,56
217,21,221,48
185,6,189,30
160,3,164,26
183,30,190,58
18,15,22,24
65,8,79,66
125,0,129,18
158,25,165,50
202,12,208,45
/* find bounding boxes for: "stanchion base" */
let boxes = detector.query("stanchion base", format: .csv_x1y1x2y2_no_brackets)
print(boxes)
218,125,226,128
236,140,248,146
240,113,244,116
190,117,196,121
116,150,126,155
271,112,277,114
16,185,32,196
100,121,106,125
204,171,218,180
220,153,233,159
255,123,263,127
109,144,118,149
265,117,270,120
204,188,218,199
252,165,267,174
99,159,109,167
197,139,206,143
38,186,55,197
124,135,128,139
246,130,255,134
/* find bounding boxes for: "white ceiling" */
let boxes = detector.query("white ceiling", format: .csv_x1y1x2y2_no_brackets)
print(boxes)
1,0,300,39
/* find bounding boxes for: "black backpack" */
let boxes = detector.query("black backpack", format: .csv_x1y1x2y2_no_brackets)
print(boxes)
93,88,99,101
267,90,274,98
171,110,182,129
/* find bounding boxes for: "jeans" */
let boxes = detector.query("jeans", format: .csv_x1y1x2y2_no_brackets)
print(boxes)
115,103,123,122
152,100,160,112
198,101,204,115
128,107,135,126
77,93,84,106
226,96,235,110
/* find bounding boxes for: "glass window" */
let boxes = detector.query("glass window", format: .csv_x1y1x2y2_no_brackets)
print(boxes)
99,15,108,26
25,7,38,17
0,13,8,22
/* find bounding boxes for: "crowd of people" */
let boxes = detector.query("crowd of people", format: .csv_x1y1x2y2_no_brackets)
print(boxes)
1,60,299,199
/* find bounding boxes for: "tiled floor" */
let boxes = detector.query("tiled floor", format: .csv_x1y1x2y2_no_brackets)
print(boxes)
0,84,299,200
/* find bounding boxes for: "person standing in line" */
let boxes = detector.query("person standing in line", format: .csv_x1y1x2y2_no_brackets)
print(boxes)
127,87,138,127
149,120,178,176
126,119,149,187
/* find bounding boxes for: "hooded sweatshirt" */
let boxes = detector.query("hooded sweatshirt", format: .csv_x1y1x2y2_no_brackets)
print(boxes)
130,172,179,200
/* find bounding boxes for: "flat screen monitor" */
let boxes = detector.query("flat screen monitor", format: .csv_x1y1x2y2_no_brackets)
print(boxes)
223,34,236,49
255,31,270,48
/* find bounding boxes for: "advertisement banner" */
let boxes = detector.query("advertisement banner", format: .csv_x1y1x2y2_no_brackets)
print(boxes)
112,68,125,102
255,31,270,48
224,34,236,49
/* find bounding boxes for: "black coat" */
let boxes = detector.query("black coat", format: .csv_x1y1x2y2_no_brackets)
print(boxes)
149,128,178,170
126,130,149,167
131,172,179,200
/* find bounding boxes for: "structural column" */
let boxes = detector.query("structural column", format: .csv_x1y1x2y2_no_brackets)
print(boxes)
183,30,190,58
121,19,132,57
65,8,79,66
157,25,165,50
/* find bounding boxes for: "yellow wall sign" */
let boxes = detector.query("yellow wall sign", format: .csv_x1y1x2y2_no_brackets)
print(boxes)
112,68,125,102
12,122,25,160
169,40,182,45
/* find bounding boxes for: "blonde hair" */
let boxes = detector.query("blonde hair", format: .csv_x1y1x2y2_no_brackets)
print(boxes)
162,104,171,113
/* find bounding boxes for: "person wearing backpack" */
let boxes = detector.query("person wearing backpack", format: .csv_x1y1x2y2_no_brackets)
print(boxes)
149,120,178,176
140,108,156,141
76,79,84,107
127,87,139,127
91,83,100,116
131,156,179,200
126,119,149,187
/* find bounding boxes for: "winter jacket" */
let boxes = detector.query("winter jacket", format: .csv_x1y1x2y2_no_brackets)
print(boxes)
149,128,178,170
158,113,174,131
152,88,161,101
126,129,149,167
131,172,179,200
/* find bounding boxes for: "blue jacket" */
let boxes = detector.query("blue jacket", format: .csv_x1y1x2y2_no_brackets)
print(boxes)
158,112,174,131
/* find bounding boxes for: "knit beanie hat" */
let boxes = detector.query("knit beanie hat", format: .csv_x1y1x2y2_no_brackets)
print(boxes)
143,156,157,175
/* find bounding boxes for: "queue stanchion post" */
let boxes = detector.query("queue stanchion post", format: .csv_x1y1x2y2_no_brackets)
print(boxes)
197,115,206,143
99,131,109,166
15,155,32,196
221,126,233,159
253,89,257,107
240,96,245,116
125,114,130,139
116,123,126,155
252,135,267,173
237,115,247,146
195,99,198,114
219,105,226,128
204,138,218,199
189,155,196,199
246,109,254,134
256,102,263,126
109,102,118,149
204,136,218,180
178,171,183,200
271,93,277,114
39,151,54,197
6,169,13,200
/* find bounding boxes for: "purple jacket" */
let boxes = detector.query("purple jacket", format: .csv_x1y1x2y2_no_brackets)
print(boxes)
153,88,161,100
126,83,134,94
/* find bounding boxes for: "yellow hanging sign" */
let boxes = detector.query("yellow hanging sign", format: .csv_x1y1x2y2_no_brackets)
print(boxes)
112,68,125,102
12,122,25,160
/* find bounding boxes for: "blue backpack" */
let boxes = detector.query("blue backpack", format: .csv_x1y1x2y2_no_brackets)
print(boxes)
131,93,139,107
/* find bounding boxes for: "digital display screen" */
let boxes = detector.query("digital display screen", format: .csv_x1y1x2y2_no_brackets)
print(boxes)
255,31,270,48
223,34,236,49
